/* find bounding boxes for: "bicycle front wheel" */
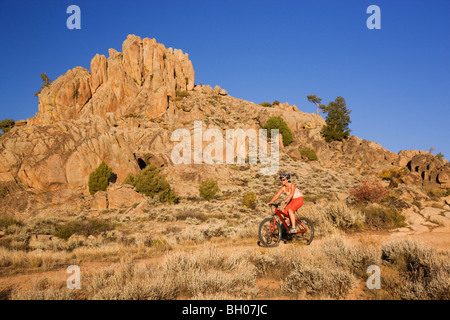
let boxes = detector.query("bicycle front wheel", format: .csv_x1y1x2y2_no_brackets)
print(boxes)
258,217,282,247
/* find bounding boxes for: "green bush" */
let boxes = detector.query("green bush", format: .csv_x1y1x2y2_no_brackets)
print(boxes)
272,100,280,106
0,119,15,134
259,102,272,107
299,146,318,161
88,161,113,195
242,192,256,209
125,165,179,204
262,116,293,146
54,219,114,240
199,178,220,201
123,174,136,186
176,90,190,98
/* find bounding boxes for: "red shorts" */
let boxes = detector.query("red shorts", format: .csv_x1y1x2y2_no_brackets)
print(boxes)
283,197,304,216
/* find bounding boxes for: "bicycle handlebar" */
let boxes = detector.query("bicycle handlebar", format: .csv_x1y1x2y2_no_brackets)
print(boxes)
269,203,280,208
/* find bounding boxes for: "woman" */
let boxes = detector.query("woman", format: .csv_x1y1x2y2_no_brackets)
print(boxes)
266,173,304,233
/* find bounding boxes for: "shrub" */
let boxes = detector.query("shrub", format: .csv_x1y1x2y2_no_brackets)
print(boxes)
378,168,404,181
126,165,179,204
262,116,293,146
381,239,450,299
123,174,136,186
319,235,379,278
423,185,449,200
324,202,365,231
259,102,272,107
0,216,22,230
0,119,15,134
281,262,355,299
299,146,318,161
176,90,190,98
272,100,280,106
88,161,113,195
199,178,220,201
361,204,406,230
34,73,52,97
242,192,256,209
350,179,387,204
54,219,114,240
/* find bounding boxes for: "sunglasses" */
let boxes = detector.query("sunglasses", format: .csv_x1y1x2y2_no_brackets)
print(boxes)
281,178,287,181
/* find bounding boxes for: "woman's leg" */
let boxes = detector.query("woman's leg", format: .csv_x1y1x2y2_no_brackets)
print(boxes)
285,197,303,231
288,209,296,228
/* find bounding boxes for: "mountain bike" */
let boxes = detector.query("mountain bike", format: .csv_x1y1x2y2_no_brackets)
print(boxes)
258,203,314,247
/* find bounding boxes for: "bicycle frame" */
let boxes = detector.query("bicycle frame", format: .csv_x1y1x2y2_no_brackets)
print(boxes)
272,207,308,234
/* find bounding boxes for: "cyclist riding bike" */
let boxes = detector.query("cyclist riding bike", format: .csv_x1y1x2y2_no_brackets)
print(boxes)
266,173,304,233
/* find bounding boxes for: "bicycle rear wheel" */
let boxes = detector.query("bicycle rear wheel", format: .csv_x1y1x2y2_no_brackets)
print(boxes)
258,217,282,247
293,217,314,245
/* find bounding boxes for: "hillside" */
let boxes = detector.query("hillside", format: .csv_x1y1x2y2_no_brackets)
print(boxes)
0,35,449,300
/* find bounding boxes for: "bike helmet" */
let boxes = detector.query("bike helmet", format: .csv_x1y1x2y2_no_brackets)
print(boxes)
279,173,290,180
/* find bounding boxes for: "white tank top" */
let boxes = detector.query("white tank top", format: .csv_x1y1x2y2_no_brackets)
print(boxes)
284,184,303,199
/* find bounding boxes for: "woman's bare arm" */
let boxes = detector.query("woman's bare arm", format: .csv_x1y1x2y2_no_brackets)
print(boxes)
267,187,284,206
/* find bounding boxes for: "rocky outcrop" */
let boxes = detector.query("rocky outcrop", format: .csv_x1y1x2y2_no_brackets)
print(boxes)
29,35,195,124
0,116,141,192
1,34,447,211
402,153,450,188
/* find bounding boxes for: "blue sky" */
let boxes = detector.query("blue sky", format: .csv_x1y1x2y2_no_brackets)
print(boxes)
0,0,449,159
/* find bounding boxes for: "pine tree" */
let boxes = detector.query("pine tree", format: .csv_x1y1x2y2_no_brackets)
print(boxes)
307,94,326,115
320,96,352,142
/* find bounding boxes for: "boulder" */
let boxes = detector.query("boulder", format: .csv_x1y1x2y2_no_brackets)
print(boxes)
91,191,108,210
106,183,146,208
443,195,450,206
401,172,423,185
15,120,27,127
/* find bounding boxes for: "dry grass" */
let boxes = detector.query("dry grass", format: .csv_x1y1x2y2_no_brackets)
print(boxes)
1,191,448,300
5,234,449,300
380,239,450,300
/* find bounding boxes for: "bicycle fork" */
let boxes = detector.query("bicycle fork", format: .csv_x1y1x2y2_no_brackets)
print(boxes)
270,216,277,233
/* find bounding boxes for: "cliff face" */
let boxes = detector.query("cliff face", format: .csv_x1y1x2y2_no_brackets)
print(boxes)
29,35,195,124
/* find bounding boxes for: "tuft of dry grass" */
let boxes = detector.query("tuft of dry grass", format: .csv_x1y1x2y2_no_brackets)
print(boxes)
381,239,450,300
